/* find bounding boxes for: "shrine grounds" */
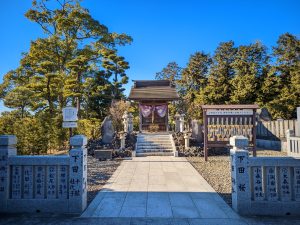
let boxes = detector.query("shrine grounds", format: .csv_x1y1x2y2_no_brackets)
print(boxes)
1,149,300,225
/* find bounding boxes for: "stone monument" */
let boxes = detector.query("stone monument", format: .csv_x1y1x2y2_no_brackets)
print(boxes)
191,119,203,143
101,116,114,144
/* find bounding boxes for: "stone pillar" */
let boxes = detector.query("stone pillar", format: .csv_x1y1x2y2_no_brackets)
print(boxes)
184,131,192,149
286,129,295,155
175,113,184,132
128,113,133,133
229,136,251,215
69,135,87,213
119,131,127,150
122,111,129,133
297,107,300,136
0,135,17,212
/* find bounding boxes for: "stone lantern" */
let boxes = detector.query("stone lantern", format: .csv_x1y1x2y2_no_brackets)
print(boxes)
174,113,185,132
119,131,127,150
183,130,192,149
123,111,134,133
122,111,129,132
128,113,133,133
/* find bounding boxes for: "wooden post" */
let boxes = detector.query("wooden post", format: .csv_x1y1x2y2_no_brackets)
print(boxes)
166,103,169,132
252,109,257,157
139,103,142,133
204,109,208,161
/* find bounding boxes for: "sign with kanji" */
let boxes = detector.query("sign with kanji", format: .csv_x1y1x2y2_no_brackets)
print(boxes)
62,107,78,128
202,104,258,161
62,107,78,122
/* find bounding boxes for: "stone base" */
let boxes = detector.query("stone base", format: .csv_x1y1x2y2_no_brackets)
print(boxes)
256,139,287,151
94,150,112,160
132,151,136,157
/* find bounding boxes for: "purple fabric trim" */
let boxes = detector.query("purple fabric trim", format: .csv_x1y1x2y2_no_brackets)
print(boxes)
155,105,167,118
140,105,153,118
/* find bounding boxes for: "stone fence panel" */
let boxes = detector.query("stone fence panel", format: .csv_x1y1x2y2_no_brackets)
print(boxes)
230,136,300,216
256,120,297,140
0,135,87,214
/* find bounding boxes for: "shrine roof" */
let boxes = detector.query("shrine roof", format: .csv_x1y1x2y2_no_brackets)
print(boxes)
201,104,259,109
128,80,179,101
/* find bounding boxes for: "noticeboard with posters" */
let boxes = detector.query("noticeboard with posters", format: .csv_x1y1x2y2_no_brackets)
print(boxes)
201,105,259,161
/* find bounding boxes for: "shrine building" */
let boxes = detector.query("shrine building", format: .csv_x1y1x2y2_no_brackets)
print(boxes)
128,80,179,132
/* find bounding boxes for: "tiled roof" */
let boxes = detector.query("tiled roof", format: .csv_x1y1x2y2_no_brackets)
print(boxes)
128,80,179,100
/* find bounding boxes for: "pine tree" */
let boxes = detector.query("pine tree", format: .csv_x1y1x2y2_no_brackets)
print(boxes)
180,51,212,119
266,33,300,119
1,0,132,115
101,48,129,99
230,42,267,104
204,41,237,104
155,62,182,83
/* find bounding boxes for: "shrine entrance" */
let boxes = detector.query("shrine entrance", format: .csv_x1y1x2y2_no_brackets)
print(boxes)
139,101,168,132
128,80,179,132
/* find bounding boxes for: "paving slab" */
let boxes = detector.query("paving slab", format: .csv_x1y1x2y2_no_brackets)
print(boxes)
82,156,242,221
2,214,300,224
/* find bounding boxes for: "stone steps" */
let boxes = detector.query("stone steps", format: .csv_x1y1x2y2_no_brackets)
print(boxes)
137,138,171,141
136,134,175,157
136,152,174,156
137,146,173,150
137,143,173,146
136,148,173,152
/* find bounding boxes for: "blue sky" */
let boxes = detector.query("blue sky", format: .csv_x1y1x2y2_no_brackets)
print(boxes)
0,0,300,112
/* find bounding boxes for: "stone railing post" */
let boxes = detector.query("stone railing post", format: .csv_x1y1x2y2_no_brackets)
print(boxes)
286,129,295,155
69,135,87,213
119,131,127,150
230,136,251,215
183,131,192,149
0,135,17,212
297,107,300,136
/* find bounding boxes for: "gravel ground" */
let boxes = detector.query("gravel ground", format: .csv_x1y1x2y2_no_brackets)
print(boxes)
188,149,287,206
87,156,122,205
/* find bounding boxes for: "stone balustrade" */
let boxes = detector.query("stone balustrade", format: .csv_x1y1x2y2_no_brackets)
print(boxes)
230,135,300,216
286,129,300,157
0,135,87,214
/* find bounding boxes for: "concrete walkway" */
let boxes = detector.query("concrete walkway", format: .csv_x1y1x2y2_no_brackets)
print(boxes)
81,156,246,223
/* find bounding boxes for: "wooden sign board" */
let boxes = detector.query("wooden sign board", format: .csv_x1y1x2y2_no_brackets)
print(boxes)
202,105,259,161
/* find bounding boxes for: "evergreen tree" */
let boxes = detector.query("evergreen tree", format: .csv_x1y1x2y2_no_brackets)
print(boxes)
0,0,132,153
0,0,132,115
101,48,129,99
266,33,300,119
82,70,113,119
155,62,182,83
230,42,268,104
180,51,212,119
204,41,237,104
